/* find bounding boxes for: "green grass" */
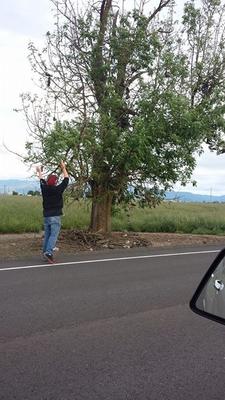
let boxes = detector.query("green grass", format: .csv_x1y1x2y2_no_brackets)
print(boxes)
112,201,225,235
0,196,43,233
1,195,225,235
0,196,91,233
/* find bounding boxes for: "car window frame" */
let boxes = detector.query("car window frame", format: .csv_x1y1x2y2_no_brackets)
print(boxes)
190,247,225,326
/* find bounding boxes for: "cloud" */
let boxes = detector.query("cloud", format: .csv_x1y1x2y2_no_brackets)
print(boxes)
174,150,225,195
0,31,32,155
0,2,52,177
0,0,53,37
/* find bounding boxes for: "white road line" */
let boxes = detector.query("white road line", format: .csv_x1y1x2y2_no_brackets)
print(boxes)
0,249,220,272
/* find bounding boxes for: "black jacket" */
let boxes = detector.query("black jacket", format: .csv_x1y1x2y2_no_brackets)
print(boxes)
40,177,69,217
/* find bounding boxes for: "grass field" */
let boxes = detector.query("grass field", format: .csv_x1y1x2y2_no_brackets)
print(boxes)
1,195,225,235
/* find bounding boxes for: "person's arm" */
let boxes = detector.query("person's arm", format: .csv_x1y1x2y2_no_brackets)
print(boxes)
36,166,46,190
57,161,69,191
60,160,69,178
36,166,43,180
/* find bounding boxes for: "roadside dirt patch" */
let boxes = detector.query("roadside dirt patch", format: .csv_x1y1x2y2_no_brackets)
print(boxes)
1,230,225,261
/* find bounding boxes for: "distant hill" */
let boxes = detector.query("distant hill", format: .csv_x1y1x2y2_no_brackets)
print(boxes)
0,180,225,202
0,180,38,195
165,191,225,203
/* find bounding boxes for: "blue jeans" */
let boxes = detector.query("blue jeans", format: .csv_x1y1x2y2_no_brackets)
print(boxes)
43,216,61,255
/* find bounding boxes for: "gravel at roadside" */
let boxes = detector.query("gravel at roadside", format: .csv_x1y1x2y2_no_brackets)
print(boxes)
0,230,225,261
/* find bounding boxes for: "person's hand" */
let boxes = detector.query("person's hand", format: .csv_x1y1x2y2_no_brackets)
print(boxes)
36,166,41,173
60,160,69,178
60,160,66,170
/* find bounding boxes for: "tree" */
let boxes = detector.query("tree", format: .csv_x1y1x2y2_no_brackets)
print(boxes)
20,0,225,232
27,190,41,196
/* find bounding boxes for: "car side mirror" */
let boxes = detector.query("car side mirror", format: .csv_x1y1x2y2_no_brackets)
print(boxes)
190,248,225,326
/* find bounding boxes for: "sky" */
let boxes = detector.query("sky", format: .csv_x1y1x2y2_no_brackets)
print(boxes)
1,0,225,196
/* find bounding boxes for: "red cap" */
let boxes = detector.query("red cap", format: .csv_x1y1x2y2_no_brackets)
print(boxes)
47,174,58,186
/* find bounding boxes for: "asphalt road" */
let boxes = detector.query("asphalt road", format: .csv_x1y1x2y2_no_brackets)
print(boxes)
1,245,225,400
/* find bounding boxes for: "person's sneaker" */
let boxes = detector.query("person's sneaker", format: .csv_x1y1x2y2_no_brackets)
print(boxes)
43,253,54,264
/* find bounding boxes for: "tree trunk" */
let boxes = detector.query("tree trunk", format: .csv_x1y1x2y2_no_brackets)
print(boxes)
89,184,113,233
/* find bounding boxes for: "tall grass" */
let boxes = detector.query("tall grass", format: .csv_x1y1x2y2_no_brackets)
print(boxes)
1,195,225,235
112,201,225,235
0,196,91,233
0,196,43,233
